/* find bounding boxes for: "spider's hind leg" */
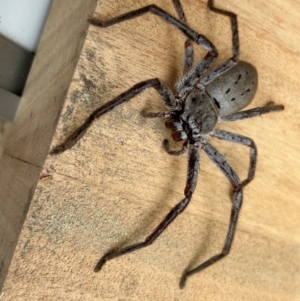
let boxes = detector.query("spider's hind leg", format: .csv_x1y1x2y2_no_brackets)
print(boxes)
90,4,218,93
221,104,285,122
211,130,257,188
180,142,243,288
176,0,241,91
196,0,240,88
172,0,194,74
208,0,239,61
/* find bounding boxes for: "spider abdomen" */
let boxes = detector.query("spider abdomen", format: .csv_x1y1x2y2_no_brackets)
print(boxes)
205,61,258,116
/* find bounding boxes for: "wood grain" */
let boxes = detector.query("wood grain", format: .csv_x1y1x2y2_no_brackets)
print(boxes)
2,0,300,300
0,120,12,157
0,0,97,292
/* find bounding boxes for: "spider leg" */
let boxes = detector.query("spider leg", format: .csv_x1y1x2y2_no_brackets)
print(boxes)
221,103,285,122
182,40,194,74
211,130,257,188
197,0,240,88
50,78,178,155
163,139,188,156
89,5,218,93
171,0,194,74
90,5,214,55
208,0,239,61
177,0,241,91
180,142,243,288
94,145,200,273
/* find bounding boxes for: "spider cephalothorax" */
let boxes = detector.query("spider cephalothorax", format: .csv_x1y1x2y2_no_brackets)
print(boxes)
51,0,284,288
175,91,218,138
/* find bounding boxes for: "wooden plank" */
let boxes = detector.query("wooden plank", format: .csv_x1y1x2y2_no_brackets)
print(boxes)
0,120,12,158
0,0,97,291
2,0,300,300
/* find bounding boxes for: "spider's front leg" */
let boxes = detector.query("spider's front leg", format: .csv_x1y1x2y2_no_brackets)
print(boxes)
94,145,200,273
50,79,178,155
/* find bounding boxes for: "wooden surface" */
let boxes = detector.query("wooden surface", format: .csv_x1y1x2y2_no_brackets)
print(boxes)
0,120,12,157
0,0,97,292
2,0,300,300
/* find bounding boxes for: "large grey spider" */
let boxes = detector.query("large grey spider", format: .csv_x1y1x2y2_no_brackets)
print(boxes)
51,0,284,288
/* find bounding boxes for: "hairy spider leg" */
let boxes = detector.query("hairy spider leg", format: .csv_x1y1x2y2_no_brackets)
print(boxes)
221,103,285,122
94,145,200,272
180,142,243,288
178,104,284,288
214,103,285,187
51,3,223,155
171,0,194,74
89,5,218,94
196,0,240,88
208,0,239,61
211,130,257,188
50,79,177,154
